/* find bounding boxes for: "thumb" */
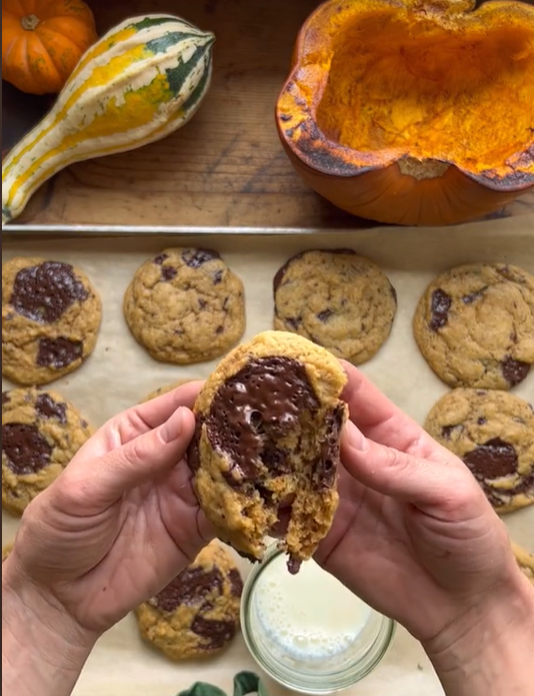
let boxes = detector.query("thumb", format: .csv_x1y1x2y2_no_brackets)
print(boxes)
62,407,196,511
341,420,486,519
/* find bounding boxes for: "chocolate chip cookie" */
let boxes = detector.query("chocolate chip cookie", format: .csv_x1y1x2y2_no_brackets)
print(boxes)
143,378,199,403
2,257,102,386
124,249,245,365
2,387,92,515
188,330,348,573
511,542,534,585
135,541,243,660
414,264,534,389
273,249,397,365
425,389,533,513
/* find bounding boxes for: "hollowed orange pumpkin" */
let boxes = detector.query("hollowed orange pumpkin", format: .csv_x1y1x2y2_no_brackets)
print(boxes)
276,0,534,226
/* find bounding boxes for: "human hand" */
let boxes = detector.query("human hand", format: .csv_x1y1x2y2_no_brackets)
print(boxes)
4,382,212,637
316,363,532,659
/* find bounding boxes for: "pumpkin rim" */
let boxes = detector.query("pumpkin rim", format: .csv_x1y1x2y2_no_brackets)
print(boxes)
275,0,534,191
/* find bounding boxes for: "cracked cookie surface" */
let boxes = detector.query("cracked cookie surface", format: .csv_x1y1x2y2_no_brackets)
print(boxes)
414,263,534,389
188,330,347,572
124,248,245,365
425,388,533,513
2,387,92,515
135,541,243,660
2,257,102,385
273,249,397,365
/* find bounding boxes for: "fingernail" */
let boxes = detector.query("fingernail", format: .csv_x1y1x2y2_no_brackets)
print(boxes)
161,407,185,444
343,420,366,451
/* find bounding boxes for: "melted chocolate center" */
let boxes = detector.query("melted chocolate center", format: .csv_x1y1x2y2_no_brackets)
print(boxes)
37,337,83,369
2,423,52,475
10,262,88,323
205,356,320,484
463,437,518,479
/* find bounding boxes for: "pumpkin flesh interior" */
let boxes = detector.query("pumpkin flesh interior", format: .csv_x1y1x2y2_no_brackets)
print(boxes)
314,12,534,174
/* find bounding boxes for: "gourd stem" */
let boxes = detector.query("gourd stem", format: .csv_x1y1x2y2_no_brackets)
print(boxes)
21,14,41,31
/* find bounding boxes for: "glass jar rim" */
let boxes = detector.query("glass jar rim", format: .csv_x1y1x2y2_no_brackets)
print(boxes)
240,544,396,694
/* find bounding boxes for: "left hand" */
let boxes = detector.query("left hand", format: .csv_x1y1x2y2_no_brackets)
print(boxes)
4,382,212,637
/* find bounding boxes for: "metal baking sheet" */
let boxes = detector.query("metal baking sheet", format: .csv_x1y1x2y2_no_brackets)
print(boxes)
2,219,533,696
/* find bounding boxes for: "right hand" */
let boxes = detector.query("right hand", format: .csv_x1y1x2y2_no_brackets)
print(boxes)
317,362,531,656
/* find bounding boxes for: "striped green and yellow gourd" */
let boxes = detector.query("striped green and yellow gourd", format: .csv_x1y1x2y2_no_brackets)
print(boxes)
2,15,215,225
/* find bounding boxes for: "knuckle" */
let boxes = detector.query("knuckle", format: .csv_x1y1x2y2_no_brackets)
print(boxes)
435,468,482,514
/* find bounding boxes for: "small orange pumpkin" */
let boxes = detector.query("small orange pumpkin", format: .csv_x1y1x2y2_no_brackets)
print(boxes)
2,0,98,95
276,0,534,226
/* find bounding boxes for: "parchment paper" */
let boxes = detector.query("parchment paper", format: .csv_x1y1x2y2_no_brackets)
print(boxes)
2,216,533,696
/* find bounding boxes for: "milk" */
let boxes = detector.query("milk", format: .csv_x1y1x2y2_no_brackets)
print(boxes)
255,553,371,660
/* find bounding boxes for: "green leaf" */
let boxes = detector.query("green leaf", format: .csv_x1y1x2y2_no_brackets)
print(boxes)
233,672,264,696
177,683,227,696
177,671,269,696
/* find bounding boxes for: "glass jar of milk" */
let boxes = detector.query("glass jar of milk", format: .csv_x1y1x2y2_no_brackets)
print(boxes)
241,545,395,693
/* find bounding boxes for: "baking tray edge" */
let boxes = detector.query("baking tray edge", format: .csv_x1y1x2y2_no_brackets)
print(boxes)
2,224,349,237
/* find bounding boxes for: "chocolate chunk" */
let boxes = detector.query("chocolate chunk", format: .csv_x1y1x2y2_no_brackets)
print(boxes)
213,270,224,285
228,568,243,597
234,548,260,564
187,419,204,473
35,394,67,423
317,308,334,323
496,265,514,281
314,405,345,489
287,557,302,575
154,253,169,265
285,316,302,331
37,337,83,369
2,392,10,406
501,357,530,387
257,484,275,504
477,417,487,426
182,249,220,268
463,438,518,480
2,423,52,475
429,289,452,331
204,357,319,484
190,615,236,648
260,445,290,475
215,325,224,334
462,287,487,304
10,262,88,324
161,266,177,282
154,566,224,612
442,424,462,440
273,265,289,294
